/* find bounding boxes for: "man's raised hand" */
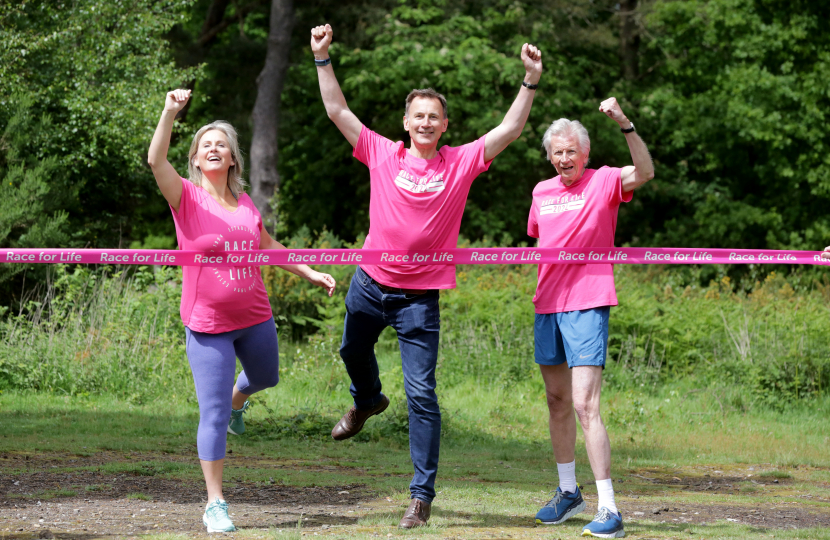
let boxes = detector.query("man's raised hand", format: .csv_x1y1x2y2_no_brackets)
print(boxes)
164,89,191,114
311,24,333,57
599,97,629,127
521,43,543,83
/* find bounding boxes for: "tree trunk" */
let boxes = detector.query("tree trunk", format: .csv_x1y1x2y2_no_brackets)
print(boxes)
619,0,640,80
249,0,294,234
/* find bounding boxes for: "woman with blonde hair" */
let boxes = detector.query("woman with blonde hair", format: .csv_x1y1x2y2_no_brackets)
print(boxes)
148,89,335,533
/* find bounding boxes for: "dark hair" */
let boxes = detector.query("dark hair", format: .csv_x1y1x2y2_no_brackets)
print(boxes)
405,88,448,119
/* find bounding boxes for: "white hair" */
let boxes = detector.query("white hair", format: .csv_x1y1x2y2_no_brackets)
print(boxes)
541,118,591,160
187,121,246,198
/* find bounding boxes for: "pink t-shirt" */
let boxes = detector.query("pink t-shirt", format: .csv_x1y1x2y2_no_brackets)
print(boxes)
527,166,633,314
354,126,492,289
170,177,273,333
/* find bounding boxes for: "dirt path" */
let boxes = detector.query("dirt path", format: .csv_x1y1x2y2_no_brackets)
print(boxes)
2,453,829,539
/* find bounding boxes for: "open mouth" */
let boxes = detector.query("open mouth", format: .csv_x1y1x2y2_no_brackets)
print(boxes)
561,165,575,173
208,156,221,162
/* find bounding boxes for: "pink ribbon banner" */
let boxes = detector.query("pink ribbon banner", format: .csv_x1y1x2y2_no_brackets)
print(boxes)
3,247,829,266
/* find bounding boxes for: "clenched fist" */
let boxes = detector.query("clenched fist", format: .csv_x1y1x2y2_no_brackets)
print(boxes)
310,24,333,58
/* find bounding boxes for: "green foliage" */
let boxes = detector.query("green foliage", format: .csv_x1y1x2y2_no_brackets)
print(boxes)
637,0,830,251
0,264,188,401
0,0,200,258
0,96,70,285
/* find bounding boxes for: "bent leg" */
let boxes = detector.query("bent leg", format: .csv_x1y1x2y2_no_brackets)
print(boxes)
340,268,387,409
234,317,280,396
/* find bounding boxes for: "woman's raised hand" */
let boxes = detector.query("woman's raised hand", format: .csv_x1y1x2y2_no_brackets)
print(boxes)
165,89,191,113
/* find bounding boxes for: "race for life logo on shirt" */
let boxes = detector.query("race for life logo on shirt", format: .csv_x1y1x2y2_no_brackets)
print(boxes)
540,193,586,215
207,225,260,293
394,169,446,193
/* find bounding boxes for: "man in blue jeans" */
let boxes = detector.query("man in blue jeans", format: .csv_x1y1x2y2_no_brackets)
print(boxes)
310,23,543,527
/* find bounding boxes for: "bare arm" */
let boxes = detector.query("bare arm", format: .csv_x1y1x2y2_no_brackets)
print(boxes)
483,44,543,163
148,90,191,213
311,24,362,148
598,97,655,193
259,229,336,296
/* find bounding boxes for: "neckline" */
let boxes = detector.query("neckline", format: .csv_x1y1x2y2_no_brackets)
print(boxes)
201,186,240,214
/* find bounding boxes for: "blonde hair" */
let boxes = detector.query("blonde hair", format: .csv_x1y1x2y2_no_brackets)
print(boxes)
187,121,246,198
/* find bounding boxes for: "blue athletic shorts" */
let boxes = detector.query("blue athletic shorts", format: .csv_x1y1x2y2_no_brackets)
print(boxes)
534,306,610,368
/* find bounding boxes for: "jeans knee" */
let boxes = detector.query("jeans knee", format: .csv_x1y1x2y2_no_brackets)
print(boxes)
407,391,439,416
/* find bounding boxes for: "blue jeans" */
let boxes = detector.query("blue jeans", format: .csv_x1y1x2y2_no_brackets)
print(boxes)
340,266,441,503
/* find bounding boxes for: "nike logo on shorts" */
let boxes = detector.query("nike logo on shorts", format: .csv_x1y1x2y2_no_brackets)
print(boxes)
579,354,590,359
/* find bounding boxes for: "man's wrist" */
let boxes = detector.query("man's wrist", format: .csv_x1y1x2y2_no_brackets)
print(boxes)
618,118,633,131
314,52,329,60
524,72,541,85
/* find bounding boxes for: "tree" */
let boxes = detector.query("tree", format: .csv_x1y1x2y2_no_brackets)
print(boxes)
0,0,198,301
249,0,294,232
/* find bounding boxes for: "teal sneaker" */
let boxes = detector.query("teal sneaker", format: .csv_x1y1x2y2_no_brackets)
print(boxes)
582,507,625,538
228,401,249,435
203,498,236,533
535,484,586,525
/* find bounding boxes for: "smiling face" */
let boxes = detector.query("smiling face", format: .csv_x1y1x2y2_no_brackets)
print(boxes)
194,129,235,177
403,96,448,153
549,134,589,185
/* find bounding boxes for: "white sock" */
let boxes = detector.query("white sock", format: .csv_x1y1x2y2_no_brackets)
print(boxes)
557,461,577,494
596,478,618,515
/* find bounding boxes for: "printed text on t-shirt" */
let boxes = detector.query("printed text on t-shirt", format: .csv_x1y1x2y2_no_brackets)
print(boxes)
539,193,586,215
394,170,446,193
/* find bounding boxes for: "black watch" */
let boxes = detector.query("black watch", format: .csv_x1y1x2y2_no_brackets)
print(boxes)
621,122,635,134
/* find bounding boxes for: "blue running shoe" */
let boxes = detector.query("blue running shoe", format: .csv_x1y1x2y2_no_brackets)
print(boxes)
228,401,249,435
203,498,236,533
535,484,586,525
582,507,625,538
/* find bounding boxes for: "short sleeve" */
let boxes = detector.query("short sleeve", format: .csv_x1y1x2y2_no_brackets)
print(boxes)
602,167,632,206
527,199,539,239
449,135,492,183
353,126,400,169
170,177,196,224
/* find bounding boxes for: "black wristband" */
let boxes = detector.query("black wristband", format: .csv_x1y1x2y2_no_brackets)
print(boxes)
314,57,331,67
522,80,538,90
620,122,636,134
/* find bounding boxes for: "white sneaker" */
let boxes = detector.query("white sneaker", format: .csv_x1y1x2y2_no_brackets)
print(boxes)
203,498,236,533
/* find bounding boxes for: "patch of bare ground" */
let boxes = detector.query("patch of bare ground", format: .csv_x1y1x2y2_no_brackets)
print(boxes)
0,453,372,538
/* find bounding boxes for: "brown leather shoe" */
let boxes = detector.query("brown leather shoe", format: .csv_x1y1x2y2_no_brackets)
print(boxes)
331,394,390,441
398,498,431,529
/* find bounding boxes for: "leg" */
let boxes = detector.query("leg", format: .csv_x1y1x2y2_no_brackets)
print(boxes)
234,316,280,396
339,268,387,409
185,327,239,502
391,291,441,507
534,313,585,526
571,366,611,481
540,363,576,465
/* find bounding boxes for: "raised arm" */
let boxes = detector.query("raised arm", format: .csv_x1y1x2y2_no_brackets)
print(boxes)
599,97,655,193
259,229,336,297
148,89,189,212
311,24,362,148
483,43,543,162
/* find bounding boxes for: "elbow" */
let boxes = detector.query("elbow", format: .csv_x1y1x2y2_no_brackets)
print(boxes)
644,170,655,182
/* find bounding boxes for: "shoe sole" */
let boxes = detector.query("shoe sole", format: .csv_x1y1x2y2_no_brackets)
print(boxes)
332,397,390,441
203,516,236,533
581,527,625,538
535,499,587,525
227,425,243,435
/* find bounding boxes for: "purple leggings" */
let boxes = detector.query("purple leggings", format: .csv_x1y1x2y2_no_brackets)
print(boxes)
185,316,279,461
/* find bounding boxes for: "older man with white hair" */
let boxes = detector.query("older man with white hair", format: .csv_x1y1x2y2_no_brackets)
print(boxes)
528,98,654,538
